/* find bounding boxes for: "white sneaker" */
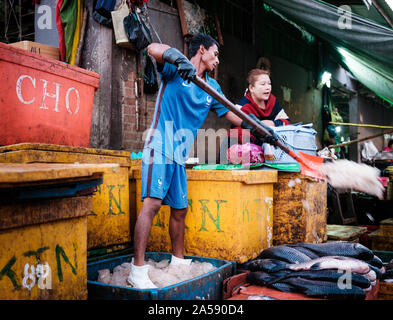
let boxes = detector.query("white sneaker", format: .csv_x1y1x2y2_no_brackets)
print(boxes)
127,263,157,289
170,254,192,266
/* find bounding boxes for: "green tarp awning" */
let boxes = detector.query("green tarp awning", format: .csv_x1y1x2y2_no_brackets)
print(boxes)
261,0,393,105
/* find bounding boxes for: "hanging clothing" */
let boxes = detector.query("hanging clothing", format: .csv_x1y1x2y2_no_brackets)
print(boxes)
55,0,66,61
69,0,83,65
130,0,149,6
92,0,116,27
60,0,78,63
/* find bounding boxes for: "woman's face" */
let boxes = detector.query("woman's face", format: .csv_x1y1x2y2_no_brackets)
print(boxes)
249,74,272,102
201,44,219,72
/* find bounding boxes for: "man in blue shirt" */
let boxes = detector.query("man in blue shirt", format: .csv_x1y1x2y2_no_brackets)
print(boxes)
128,34,246,288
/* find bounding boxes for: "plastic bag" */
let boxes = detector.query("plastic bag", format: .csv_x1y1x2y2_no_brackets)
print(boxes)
111,0,134,49
93,0,116,27
130,0,149,6
361,141,379,161
123,5,152,51
144,55,158,94
227,143,264,166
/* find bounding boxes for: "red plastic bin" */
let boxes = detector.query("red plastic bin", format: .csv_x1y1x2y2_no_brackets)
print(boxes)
0,42,100,147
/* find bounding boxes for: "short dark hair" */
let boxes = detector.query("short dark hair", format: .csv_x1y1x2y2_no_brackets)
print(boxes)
188,34,219,58
388,139,393,147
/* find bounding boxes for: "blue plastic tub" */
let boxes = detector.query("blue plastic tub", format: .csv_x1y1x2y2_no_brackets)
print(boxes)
87,252,236,300
265,125,317,164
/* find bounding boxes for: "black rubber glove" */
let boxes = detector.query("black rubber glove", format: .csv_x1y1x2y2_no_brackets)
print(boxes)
241,114,278,145
162,48,196,81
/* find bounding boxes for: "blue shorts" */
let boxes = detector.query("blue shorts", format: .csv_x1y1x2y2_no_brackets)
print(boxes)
141,148,188,209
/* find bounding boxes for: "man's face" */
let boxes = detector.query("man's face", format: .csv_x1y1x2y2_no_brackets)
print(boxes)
201,44,219,72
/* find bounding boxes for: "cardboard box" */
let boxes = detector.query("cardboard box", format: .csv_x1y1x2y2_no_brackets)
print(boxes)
9,41,59,60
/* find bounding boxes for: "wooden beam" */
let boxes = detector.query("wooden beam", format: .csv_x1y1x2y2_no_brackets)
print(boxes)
75,6,89,67
328,128,393,149
371,0,393,28
214,13,224,46
175,0,191,55
175,0,189,37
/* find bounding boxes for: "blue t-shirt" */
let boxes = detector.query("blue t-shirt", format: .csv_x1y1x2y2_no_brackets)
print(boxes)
144,62,229,165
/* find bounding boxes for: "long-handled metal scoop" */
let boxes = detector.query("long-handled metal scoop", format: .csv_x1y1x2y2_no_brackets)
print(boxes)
192,76,385,199
192,76,325,180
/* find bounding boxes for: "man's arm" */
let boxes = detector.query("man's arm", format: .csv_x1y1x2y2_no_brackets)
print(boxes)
226,111,275,127
224,111,242,127
147,43,171,65
147,43,196,81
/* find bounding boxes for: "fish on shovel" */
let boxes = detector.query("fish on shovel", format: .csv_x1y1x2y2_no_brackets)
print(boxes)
192,76,385,199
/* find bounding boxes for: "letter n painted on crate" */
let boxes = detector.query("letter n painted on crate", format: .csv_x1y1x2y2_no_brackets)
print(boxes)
184,199,194,230
55,244,77,282
106,185,125,215
242,200,250,223
153,211,164,228
0,256,21,290
198,199,226,232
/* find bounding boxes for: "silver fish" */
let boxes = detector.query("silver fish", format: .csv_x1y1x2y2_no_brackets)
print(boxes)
287,242,374,260
257,245,312,264
289,256,370,274
363,270,377,282
281,277,366,300
248,295,278,300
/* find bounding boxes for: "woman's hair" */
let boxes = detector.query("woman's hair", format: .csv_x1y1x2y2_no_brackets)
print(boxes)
388,139,393,147
247,58,271,86
247,69,270,86
188,34,219,58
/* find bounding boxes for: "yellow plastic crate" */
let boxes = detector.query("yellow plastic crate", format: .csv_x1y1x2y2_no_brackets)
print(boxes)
0,163,109,299
273,172,327,245
133,169,277,263
369,229,393,251
0,143,131,250
387,166,393,200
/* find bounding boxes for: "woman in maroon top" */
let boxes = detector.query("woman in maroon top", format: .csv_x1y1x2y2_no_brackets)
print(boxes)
229,66,290,144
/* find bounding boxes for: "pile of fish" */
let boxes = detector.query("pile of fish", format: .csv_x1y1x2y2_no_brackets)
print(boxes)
238,242,385,300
